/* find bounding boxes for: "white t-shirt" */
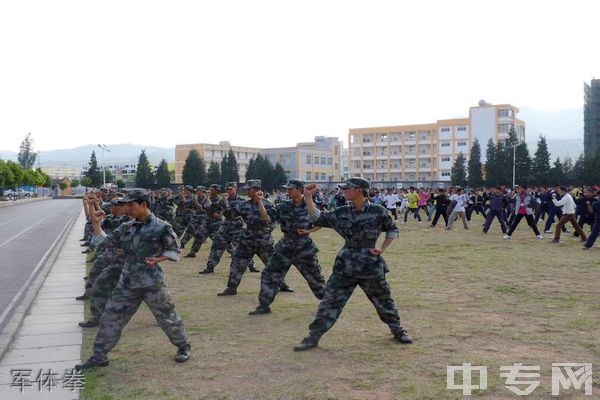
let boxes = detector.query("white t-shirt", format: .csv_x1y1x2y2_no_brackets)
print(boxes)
384,194,399,209
449,194,467,212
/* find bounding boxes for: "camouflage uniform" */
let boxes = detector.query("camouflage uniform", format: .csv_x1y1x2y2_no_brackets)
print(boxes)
205,193,256,272
257,198,326,308
84,214,127,295
180,192,211,251
188,205,224,256
222,196,275,291
303,200,408,340
90,213,190,359
155,195,175,224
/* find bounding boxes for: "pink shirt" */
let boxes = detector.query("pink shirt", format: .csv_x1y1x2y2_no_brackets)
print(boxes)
417,192,430,207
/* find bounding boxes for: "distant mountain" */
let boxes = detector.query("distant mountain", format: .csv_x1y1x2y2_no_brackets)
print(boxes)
0,150,17,161
0,144,174,167
520,107,584,160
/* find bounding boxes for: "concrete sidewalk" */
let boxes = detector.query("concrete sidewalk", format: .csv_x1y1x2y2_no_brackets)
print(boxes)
0,211,86,399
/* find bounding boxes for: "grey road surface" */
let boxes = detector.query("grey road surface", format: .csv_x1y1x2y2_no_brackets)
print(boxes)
0,199,81,332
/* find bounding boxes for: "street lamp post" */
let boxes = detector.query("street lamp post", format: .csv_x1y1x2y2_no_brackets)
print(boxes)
511,142,521,188
98,144,110,187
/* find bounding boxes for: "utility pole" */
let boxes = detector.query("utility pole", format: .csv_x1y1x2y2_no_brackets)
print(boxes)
98,144,110,187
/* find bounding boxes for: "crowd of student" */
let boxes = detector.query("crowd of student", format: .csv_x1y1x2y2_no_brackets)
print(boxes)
277,184,600,249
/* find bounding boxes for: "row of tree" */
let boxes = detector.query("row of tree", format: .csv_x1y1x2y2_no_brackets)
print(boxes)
83,150,172,189
0,159,51,190
451,128,600,187
181,150,288,193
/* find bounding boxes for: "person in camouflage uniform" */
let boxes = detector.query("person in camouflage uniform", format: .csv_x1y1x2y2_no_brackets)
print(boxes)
249,179,326,315
177,186,201,246
181,186,212,255
78,197,131,328
76,190,191,370
76,196,125,301
200,183,260,274
185,203,226,258
217,180,292,295
154,188,176,224
293,178,412,351
173,185,196,237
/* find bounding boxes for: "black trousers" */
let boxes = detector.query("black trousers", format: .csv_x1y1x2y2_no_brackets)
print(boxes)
507,214,540,236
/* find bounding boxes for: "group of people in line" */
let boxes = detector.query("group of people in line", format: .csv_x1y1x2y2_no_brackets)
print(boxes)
74,177,412,370
73,178,599,371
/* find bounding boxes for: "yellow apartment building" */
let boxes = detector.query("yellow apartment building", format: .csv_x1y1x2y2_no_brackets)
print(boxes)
348,101,525,184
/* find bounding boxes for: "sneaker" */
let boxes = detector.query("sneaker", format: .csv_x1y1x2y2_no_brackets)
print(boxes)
78,320,99,328
75,355,109,370
393,330,413,344
248,266,261,273
217,287,237,296
175,345,191,363
249,305,272,315
198,269,214,274
582,246,590,250
418,221,422,224
580,238,587,243
75,294,89,301
184,252,196,258
503,234,511,239
536,235,543,240
550,239,560,244
544,230,552,234
293,334,320,351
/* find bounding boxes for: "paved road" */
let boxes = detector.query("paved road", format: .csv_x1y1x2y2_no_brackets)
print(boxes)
0,199,81,333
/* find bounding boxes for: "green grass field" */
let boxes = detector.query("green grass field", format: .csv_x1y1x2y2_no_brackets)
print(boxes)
81,214,599,399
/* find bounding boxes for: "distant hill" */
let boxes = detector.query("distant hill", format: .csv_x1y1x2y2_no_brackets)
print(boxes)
0,144,174,167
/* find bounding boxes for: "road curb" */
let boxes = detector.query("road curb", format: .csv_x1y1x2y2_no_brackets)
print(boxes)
0,196,51,208
0,208,83,361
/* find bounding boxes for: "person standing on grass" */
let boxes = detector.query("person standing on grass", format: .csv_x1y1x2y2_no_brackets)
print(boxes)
403,186,421,224
503,185,543,240
249,179,326,315
446,187,469,230
384,188,400,221
430,188,449,227
417,187,430,220
482,186,508,234
76,190,191,370
582,190,600,250
293,178,412,351
550,186,587,244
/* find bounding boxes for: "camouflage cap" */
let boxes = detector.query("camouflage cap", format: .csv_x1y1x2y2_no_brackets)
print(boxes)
209,184,221,191
338,177,370,190
184,185,194,191
245,179,262,189
109,198,123,206
118,190,150,204
282,179,305,189
225,182,237,190
196,186,206,191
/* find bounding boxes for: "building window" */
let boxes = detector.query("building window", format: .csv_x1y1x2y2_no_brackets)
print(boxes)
306,155,312,165
457,126,467,132
315,157,320,165
327,158,332,165
334,163,338,170
407,132,416,139
498,109,512,118
441,157,451,162
306,172,312,181
457,141,467,146
441,172,451,177
498,123,511,133
441,142,451,148
321,157,326,165
363,151,371,156
441,127,451,133
321,173,326,181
